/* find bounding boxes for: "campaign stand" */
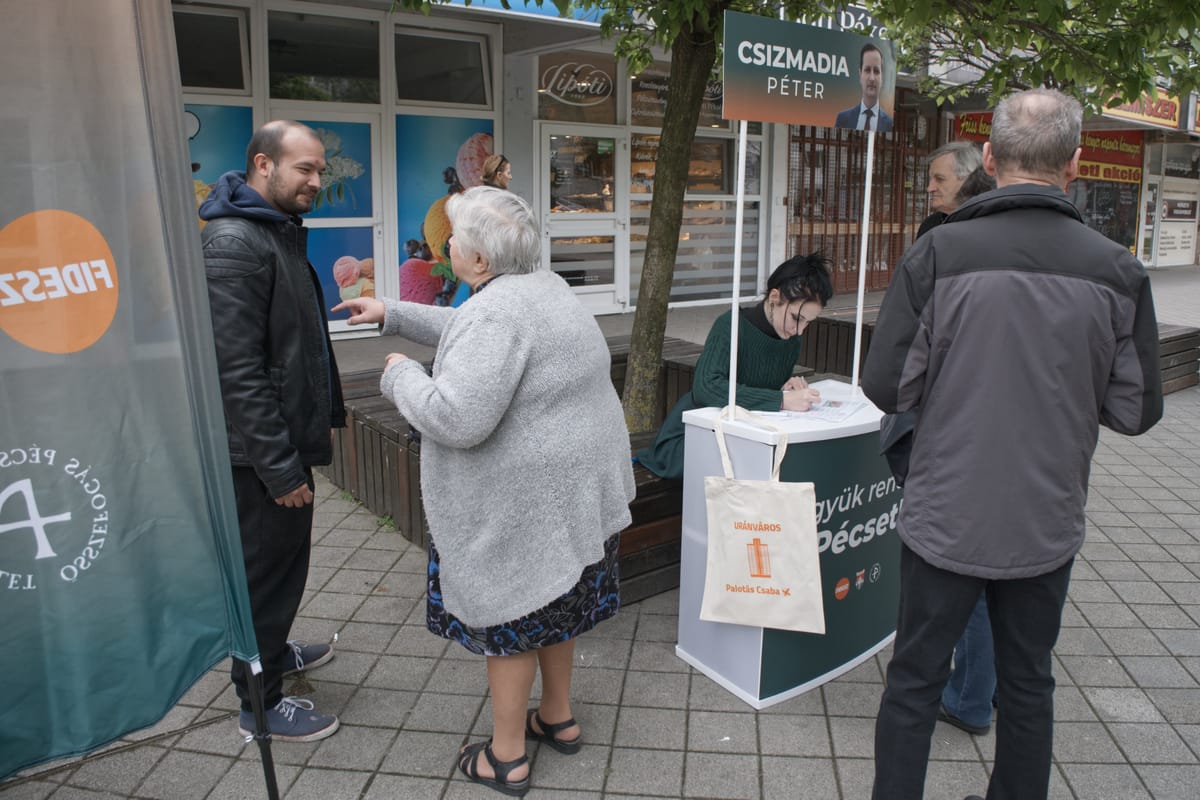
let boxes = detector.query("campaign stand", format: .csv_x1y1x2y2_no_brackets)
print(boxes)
670,12,902,707
676,381,899,707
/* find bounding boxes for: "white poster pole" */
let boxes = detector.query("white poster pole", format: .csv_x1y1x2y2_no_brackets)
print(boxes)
850,130,876,395
726,118,750,416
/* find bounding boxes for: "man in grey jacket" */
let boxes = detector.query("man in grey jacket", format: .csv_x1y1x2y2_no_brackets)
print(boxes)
862,88,1162,800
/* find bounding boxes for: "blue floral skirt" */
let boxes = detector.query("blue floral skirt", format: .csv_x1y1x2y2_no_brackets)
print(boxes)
426,534,621,656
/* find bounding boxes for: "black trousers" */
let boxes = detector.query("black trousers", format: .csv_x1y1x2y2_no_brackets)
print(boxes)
229,466,314,713
872,542,1073,800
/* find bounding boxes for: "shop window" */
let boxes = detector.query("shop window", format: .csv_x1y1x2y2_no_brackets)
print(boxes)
548,134,615,213
631,134,760,196
395,29,491,108
173,6,249,93
538,51,617,124
629,200,759,304
630,61,724,129
268,11,379,103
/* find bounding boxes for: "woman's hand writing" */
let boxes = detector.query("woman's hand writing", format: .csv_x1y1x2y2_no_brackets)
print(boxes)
782,387,821,412
781,375,809,392
385,352,408,371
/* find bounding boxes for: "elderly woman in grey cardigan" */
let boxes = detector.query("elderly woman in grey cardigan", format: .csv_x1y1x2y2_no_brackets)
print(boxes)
334,186,635,797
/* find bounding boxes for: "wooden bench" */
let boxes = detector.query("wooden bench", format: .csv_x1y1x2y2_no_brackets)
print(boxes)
800,315,1198,397
1159,324,1200,395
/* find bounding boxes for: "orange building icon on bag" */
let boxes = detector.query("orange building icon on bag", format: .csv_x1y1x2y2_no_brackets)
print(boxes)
747,537,771,578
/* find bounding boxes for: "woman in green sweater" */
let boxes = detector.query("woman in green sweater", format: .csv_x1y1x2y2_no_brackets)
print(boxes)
636,253,833,479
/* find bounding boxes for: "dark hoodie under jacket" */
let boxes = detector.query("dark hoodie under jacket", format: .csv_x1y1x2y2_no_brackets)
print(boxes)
200,171,346,499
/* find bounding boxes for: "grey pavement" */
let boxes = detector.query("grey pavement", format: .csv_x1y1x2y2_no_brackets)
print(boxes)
3,266,1200,799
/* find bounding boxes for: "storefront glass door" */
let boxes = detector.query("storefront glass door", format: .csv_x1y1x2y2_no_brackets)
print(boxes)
540,124,628,314
273,108,383,335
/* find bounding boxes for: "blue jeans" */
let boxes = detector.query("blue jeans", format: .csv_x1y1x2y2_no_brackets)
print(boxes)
941,594,996,728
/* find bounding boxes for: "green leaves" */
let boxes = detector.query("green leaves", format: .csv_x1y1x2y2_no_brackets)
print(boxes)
866,0,1198,110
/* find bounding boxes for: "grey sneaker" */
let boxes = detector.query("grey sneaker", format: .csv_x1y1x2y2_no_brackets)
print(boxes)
238,697,339,742
284,639,334,675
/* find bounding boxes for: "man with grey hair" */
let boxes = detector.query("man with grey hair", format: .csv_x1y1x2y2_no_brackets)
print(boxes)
917,140,984,236
863,88,1162,800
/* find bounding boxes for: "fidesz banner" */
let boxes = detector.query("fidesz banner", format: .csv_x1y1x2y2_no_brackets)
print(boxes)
0,1,257,777
723,10,897,130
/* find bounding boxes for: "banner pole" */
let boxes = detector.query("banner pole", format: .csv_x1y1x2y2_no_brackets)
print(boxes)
245,663,281,800
727,118,750,417
850,130,876,396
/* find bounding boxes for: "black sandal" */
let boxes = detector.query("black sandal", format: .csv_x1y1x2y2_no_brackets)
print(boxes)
525,709,582,754
457,740,530,797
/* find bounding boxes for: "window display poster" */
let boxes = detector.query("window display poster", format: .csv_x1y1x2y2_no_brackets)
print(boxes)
183,104,253,221
395,115,493,303
310,225,375,323
1156,192,1199,266
1163,143,1200,180
296,120,373,220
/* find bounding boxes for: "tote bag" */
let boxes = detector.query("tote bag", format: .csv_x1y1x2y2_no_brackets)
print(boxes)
699,408,826,634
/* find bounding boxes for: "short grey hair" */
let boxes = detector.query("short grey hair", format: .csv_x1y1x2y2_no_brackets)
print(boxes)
929,140,983,179
445,186,541,276
989,88,1082,179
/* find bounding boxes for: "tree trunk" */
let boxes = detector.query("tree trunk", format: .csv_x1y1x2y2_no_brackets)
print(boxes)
621,15,718,434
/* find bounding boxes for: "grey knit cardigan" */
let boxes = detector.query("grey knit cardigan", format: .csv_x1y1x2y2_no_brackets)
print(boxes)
379,269,636,626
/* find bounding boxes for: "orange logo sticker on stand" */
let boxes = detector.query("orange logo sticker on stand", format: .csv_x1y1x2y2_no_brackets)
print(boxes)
834,577,850,600
0,210,119,354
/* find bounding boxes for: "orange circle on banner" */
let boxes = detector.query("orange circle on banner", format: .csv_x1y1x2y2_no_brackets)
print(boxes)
0,210,119,354
834,577,850,600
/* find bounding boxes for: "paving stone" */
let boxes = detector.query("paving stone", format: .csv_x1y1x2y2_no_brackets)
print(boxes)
1108,722,1198,763
1058,654,1135,686
363,654,437,692
827,716,876,759
626,640,692,673
1055,626,1113,656
632,613,678,643
378,730,462,777
60,746,166,796
133,750,231,799
1060,763,1152,800
403,692,484,734
207,760,301,800
278,766,371,800
612,706,686,750
1053,685,1100,722
761,755,838,800
1051,721,1126,763
1082,687,1166,722
603,747,683,796
1119,656,1198,688
340,686,417,728
574,634,632,669
757,713,832,758
621,669,689,709
1136,765,1200,800
1147,688,1200,724
360,774,444,799
683,751,760,800
1133,604,1199,629
821,679,887,717
685,710,758,754
526,742,609,792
